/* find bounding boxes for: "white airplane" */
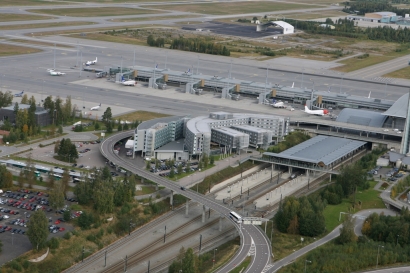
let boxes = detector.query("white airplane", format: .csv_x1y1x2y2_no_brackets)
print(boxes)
122,80,136,86
304,105,329,116
184,68,191,74
90,103,101,111
48,69,65,76
14,91,24,97
85,57,97,66
121,76,136,86
271,100,285,108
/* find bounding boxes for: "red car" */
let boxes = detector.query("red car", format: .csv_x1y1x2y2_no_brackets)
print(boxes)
59,227,65,232
4,226,11,231
55,219,60,225
37,192,43,196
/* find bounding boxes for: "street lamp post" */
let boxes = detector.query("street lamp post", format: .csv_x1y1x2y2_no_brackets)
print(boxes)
396,234,400,246
213,248,218,268
304,260,311,273
12,232,14,245
376,245,384,269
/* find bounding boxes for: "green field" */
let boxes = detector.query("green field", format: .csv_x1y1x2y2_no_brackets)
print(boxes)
0,13,54,22
0,21,94,31
115,110,169,122
383,65,410,80
322,181,385,231
0,44,42,57
0,0,68,6
111,14,197,22
146,2,322,15
30,7,163,17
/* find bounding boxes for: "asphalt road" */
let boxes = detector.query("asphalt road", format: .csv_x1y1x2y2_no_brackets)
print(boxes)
100,131,272,273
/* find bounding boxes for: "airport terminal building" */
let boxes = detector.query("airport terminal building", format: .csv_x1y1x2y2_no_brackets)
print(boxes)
133,112,289,160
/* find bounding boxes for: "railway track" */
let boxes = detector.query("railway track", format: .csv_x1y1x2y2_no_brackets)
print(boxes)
64,204,195,273
148,227,237,273
102,217,220,272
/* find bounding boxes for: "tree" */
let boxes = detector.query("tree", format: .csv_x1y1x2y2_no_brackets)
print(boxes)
181,248,196,273
17,170,25,188
177,164,183,175
146,160,151,170
337,214,357,244
0,165,12,188
21,94,28,104
27,210,49,250
169,167,175,178
61,169,70,198
48,180,65,211
210,155,215,165
13,102,19,116
48,171,55,190
102,107,112,124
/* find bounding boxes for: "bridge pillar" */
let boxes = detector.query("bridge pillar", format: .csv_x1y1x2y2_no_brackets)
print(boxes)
170,190,173,205
367,132,369,137
317,124,319,130
289,167,292,174
219,215,223,232
297,122,299,127
306,169,310,180
185,200,189,217
329,174,332,183
360,132,362,137
202,205,206,223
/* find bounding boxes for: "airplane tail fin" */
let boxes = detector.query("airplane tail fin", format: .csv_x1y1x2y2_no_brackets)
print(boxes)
291,82,294,88
368,91,371,98
304,105,309,111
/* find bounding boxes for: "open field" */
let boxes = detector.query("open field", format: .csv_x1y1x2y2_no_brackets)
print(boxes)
30,24,163,36
115,110,169,121
0,0,69,5
111,14,197,22
30,7,163,17
0,21,94,31
322,181,385,231
9,39,73,48
0,44,42,57
146,2,322,15
289,10,347,20
0,13,54,22
383,65,410,80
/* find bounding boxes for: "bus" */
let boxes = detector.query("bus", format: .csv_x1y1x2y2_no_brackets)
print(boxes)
229,211,242,223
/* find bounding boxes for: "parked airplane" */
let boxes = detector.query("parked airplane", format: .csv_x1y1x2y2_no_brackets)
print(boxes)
270,100,285,108
14,91,24,97
48,69,65,76
90,103,101,111
304,105,329,116
184,68,191,74
85,57,97,66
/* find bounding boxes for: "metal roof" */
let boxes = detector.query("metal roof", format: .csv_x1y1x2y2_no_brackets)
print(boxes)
155,140,185,152
136,116,185,131
382,93,408,118
336,108,387,127
269,21,294,30
264,136,366,165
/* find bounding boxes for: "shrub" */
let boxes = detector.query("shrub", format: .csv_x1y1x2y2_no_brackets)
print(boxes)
48,237,60,249
63,232,71,240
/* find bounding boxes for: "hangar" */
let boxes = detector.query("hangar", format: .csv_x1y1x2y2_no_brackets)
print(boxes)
256,21,294,34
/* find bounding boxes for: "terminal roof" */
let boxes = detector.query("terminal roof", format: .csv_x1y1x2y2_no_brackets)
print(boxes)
264,135,366,165
155,139,185,152
336,108,387,127
382,93,408,118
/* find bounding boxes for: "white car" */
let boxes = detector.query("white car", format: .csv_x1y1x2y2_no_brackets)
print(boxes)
3,215,9,219
383,129,389,132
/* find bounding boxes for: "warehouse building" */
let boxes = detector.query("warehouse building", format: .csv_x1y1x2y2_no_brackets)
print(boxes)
0,104,51,127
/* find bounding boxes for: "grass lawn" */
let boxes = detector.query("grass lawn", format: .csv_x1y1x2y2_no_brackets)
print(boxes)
332,50,410,72
230,256,251,273
9,39,73,48
289,10,348,20
0,21,94,31
135,185,157,196
0,44,42,57
111,14,197,22
383,65,410,80
146,2,321,15
115,110,169,122
30,7,163,17
322,181,385,232
0,0,67,5
0,13,54,22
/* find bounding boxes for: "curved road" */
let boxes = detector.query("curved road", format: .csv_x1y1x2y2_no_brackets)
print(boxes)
100,131,272,273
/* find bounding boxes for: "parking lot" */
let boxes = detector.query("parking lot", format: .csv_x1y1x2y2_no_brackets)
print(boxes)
148,160,200,177
0,189,75,265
